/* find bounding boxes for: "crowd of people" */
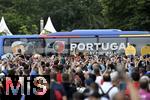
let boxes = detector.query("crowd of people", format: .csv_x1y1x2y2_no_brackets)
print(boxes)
0,50,149,100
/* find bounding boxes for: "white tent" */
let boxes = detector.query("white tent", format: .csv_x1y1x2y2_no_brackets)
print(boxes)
0,17,12,35
40,17,57,35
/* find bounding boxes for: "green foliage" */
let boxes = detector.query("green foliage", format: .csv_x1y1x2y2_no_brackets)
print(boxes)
100,0,150,30
0,0,149,34
146,44,150,46
0,32,3,35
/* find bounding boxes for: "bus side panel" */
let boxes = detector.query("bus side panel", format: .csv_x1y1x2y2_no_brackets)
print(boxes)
0,37,4,58
128,37,150,55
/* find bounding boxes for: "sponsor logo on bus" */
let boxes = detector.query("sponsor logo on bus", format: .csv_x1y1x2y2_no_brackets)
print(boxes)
70,42,126,51
53,41,65,53
52,41,126,54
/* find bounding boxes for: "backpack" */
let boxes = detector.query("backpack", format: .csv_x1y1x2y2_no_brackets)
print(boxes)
99,86,114,99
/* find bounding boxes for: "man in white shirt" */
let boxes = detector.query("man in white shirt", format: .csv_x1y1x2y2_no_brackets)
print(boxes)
100,72,119,100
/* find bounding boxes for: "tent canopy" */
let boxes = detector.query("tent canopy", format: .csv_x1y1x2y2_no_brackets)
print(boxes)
0,17,12,35
40,17,57,35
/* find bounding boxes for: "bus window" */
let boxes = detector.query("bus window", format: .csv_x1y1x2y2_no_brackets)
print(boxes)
128,37,150,55
3,38,45,55
45,38,68,55
4,38,20,54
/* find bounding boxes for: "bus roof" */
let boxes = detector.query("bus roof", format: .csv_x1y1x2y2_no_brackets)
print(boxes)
0,31,149,38
0,35,39,38
48,31,150,36
72,29,122,32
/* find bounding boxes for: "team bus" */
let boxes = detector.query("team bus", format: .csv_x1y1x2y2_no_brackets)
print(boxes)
0,30,149,58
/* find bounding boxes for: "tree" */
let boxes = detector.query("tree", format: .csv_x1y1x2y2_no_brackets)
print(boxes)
100,0,150,30
0,0,40,34
0,0,149,34
0,0,104,34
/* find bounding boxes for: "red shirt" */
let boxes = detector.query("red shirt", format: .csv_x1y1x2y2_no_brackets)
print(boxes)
56,72,62,84
125,81,140,96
